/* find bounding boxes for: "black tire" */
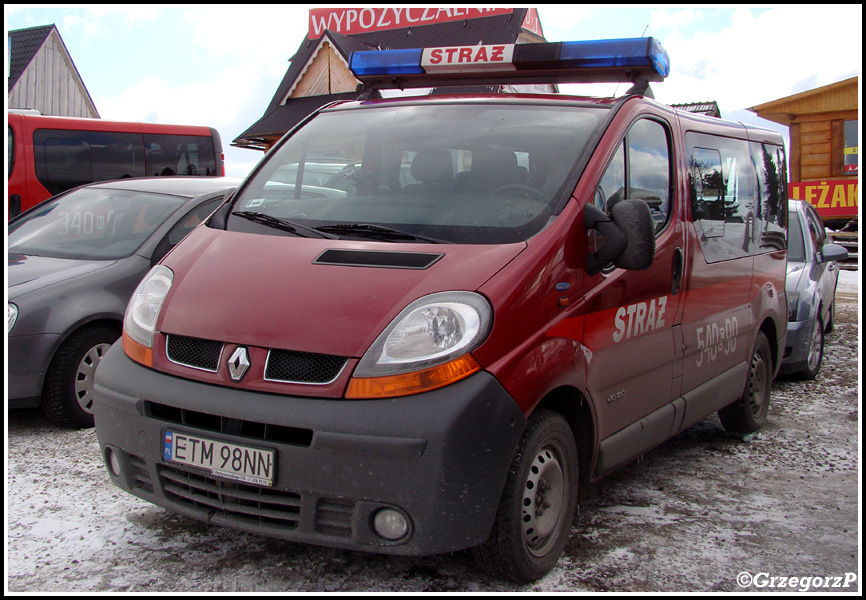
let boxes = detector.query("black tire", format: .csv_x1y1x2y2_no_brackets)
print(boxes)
472,409,578,582
41,325,119,429
799,313,825,380
719,331,772,433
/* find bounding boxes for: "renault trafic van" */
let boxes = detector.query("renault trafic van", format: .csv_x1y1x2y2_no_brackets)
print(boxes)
93,38,787,582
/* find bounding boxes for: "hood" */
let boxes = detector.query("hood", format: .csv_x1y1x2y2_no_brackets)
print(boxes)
158,227,525,358
7,253,114,298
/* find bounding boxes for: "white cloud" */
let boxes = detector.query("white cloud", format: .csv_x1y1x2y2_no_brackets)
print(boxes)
654,6,862,111
649,8,700,30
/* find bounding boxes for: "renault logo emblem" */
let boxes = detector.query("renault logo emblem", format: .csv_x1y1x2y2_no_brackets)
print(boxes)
227,346,250,381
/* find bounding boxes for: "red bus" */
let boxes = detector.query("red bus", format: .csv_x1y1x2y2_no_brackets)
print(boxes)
7,112,225,218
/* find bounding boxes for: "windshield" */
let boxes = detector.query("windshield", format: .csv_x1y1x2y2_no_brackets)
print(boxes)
8,187,186,260
230,103,606,244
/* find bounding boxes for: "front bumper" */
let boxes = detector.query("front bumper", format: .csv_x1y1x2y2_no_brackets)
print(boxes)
8,333,60,406
92,342,525,556
778,317,816,375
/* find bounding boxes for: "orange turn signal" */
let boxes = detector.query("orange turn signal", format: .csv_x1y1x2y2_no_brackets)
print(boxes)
122,330,153,368
345,354,481,399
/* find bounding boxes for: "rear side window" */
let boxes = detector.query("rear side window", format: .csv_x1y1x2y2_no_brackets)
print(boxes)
33,129,147,196
750,142,787,251
144,134,216,177
687,132,761,262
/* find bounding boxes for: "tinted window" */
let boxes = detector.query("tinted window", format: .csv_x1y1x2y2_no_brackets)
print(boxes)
750,142,787,252
787,209,806,262
33,129,147,195
595,119,672,234
687,132,759,262
230,104,607,244
144,134,216,177
8,187,185,260
627,119,671,232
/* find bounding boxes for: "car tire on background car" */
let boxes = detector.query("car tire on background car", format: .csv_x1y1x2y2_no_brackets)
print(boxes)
41,324,119,429
719,331,772,434
799,313,825,381
472,409,579,582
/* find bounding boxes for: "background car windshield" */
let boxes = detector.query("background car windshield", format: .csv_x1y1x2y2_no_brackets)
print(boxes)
8,188,185,260
787,209,806,262
231,103,606,244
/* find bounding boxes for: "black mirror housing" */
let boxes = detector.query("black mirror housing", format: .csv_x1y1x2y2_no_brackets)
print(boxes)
585,199,655,275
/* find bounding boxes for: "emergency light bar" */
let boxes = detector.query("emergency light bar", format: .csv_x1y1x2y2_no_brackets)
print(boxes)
349,37,670,91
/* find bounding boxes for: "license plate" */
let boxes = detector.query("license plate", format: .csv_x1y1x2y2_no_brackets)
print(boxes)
163,430,275,487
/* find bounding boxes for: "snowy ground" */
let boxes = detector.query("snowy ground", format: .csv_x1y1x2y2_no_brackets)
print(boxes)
6,271,861,593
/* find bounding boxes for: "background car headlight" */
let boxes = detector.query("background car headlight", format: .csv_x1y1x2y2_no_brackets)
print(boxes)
8,303,18,334
787,291,800,322
122,265,173,366
347,292,492,398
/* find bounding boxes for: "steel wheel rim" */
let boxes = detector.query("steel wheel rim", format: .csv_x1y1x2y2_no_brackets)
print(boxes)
74,343,112,413
522,442,567,557
806,318,822,372
748,348,768,417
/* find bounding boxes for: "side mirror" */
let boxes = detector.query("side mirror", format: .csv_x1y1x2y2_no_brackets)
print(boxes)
817,243,849,264
585,199,656,275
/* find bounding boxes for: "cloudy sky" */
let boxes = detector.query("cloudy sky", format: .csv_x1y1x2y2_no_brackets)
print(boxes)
6,5,862,178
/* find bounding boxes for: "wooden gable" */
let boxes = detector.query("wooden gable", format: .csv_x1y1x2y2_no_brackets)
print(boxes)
284,40,359,102
8,25,99,118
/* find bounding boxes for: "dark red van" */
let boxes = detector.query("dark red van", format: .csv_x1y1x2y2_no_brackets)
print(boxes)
7,112,225,218
93,38,787,582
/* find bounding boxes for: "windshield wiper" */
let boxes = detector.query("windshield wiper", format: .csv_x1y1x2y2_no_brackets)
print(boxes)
315,223,451,244
231,211,339,239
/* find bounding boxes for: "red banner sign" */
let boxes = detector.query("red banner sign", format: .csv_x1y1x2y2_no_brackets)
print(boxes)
789,179,859,219
309,8,513,38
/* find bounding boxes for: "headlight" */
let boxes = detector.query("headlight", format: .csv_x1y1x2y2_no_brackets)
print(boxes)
122,265,173,366
347,291,492,398
8,303,18,334
786,291,800,322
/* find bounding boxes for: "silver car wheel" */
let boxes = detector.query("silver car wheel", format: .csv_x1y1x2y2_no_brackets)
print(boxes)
74,342,112,413
806,318,823,373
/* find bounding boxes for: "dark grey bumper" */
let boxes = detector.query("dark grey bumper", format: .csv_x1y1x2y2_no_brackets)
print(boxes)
92,342,525,556
779,317,815,375
8,333,60,406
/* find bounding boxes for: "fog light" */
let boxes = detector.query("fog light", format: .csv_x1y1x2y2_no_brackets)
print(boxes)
373,508,409,541
105,447,122,477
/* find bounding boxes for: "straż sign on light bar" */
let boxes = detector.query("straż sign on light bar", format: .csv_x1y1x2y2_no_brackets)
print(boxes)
421,44,516,72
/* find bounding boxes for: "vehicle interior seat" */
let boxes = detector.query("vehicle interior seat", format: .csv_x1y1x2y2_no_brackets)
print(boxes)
454,148,526,194
402,148,454,193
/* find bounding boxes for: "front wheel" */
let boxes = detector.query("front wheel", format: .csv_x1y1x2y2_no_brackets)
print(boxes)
472,409,578,582
41,325,119,429
719,331,772,433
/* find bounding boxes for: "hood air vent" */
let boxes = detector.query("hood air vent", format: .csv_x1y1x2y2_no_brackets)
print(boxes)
313,249,443,270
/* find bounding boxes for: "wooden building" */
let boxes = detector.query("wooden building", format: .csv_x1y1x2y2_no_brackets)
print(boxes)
749,77,858,224
8,24,99,118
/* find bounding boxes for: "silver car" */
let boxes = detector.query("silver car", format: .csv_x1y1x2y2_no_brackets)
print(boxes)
779,199,848,379
8,177,240,428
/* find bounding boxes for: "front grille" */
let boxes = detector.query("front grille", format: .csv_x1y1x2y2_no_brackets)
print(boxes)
166,335,222,372
159,465,302,529
265,349,347,384
147,402,314,447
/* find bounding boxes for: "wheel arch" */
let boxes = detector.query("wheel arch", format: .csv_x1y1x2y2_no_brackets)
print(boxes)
533,386,596,500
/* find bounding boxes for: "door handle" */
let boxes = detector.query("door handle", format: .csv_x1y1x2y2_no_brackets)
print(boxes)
671,247,684,296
